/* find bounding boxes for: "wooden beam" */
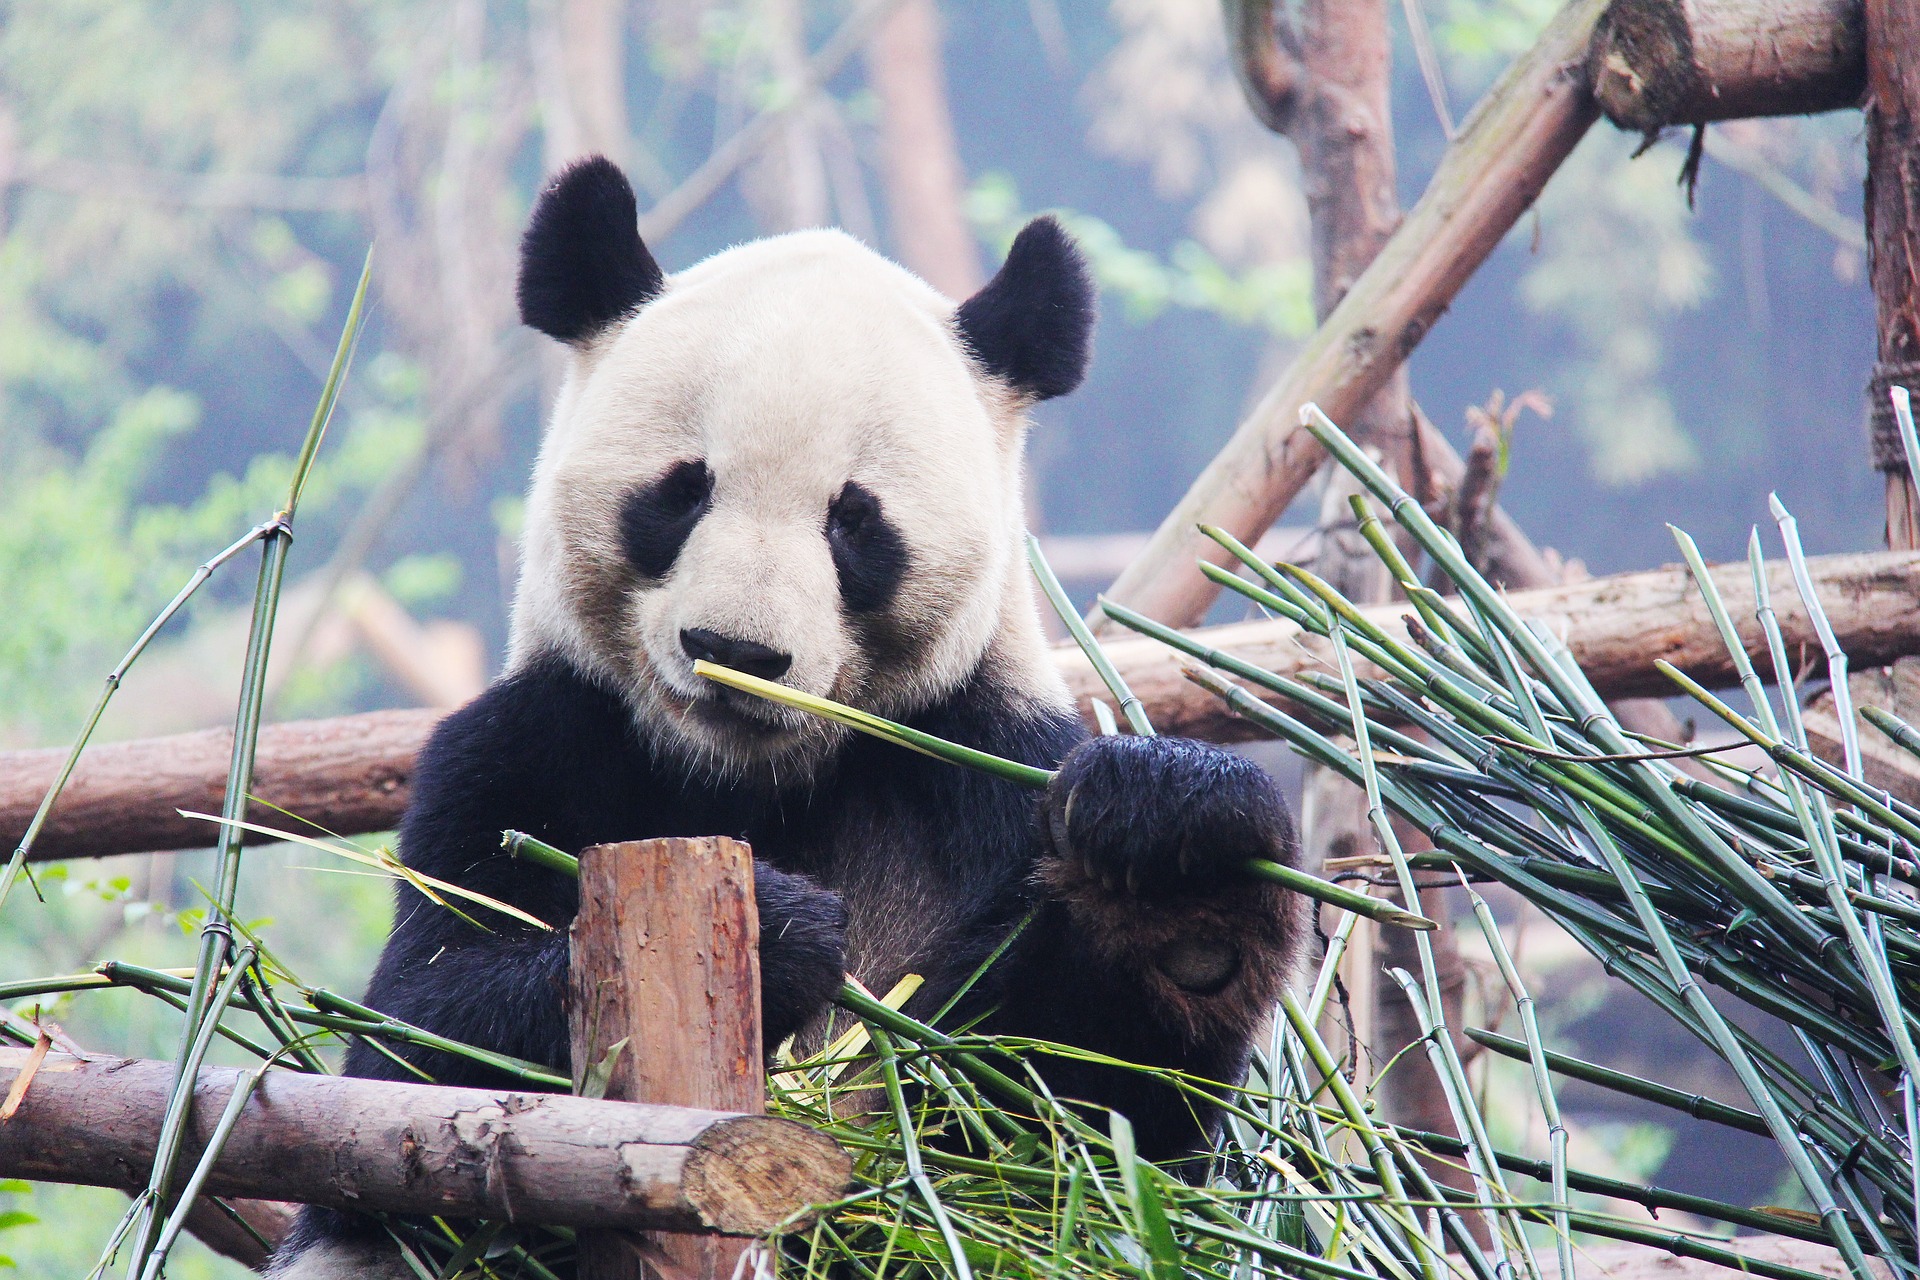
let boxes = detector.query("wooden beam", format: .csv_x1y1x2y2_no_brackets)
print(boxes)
1587,0,1865,132
1096,0,1608,630
7,551,1919,860
571,838,766,1280
0,1048,846,1236
0,707,434,862
1089,549,1920,741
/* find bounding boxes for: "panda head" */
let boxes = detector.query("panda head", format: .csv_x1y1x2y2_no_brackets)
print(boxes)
510,157,1095,779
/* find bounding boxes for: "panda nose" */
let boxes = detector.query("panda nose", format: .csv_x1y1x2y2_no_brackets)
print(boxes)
680,628,793,681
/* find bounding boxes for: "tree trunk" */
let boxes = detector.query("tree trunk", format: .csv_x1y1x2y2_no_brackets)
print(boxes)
864,0,982,299
571,838,766,1280
1866,0,1920,548
12,551,1920,862
0,1049,846,1234
1587,0,1865,133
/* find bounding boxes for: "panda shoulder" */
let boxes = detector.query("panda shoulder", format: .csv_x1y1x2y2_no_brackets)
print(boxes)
414,653,637,792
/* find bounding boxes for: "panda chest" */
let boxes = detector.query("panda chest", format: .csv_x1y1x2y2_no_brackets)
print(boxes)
759,808,982,996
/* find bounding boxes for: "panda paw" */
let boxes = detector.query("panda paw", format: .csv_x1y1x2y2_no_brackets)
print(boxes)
1043,735,1295,895
753,863,848,1049
1039,735,1303,1007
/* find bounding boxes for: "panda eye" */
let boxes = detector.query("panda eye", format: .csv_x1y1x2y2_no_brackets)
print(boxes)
826,482,907,612
620,460,713,579
657,460,713,517
827,486,875,540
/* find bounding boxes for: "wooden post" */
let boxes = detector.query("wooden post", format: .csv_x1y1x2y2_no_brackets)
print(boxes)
570,837,766,1280
1866,0,1920,551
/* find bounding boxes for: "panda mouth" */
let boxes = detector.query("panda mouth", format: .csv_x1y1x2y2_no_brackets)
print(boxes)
682,685,796,737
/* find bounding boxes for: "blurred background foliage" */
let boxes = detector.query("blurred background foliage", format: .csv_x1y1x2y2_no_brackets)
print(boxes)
0,0,1884,1271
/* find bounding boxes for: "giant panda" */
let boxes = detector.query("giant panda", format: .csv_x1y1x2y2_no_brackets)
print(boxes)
271,156,1305,1278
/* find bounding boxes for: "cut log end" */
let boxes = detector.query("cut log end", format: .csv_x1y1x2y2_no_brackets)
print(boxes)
1588,0,1866,132
683,1115,853,1236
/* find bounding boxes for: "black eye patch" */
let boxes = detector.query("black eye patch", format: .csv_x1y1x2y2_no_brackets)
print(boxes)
620,460,713,579
826,482,908,612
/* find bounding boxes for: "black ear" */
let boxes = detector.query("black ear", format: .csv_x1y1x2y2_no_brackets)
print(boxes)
955,216,1095,402
517,156,666,344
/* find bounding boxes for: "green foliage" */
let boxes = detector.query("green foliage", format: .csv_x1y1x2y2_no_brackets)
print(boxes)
968,173,1315,341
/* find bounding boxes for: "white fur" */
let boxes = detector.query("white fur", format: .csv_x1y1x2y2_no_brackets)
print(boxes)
511,229,1066,779
268,1238,417,1280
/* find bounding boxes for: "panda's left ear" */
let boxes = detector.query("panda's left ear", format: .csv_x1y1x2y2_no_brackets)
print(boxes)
517,156,666,345
955,217,1095,402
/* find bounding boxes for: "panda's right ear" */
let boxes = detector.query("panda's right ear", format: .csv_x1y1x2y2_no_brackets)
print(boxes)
517,156,666,345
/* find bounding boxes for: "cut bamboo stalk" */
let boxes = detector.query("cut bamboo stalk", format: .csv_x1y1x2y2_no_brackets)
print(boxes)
1587,0,1865,132
570,837,770,1280
8,550,1920,858
0,1048,846,1234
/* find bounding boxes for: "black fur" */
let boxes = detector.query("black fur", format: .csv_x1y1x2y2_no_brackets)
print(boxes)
955,216,1096,402
620,460,713,579
282,652,1301,1267
827,482,909,612
518,156,665,344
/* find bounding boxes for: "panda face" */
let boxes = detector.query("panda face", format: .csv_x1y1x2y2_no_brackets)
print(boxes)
509,159,1093,781
518,232,1029,776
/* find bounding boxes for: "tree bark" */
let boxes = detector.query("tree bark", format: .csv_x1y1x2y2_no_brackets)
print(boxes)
1866,0,1920,548
1098,0,1608,631
531,0,630,170
571,838,766,1280
0,1049,847,1234
11,551,1920,863
864,0,982,299
1587,0,1865,133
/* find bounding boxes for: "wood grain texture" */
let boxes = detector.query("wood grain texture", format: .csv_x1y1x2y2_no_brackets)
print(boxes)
1588,0,1865,131
0,1049,844,1234
570,838,772,1280
0,706,435,860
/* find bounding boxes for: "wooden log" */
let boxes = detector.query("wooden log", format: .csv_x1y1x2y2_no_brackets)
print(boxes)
1587,0,1866,132
1076,549,1920,742
570,838,767,1280
6,551,1920,857
0,1048,846,1235
1866,0,1920,543
0,707,434,861
1096,0,1608,631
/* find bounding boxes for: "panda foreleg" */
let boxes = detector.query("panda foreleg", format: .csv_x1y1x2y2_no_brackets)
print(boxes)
747,861,850,1050
992,734,1306,1160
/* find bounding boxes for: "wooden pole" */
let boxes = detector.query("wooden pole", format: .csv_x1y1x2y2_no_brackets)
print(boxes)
0,1048,845,1233
1095,0,1608,631
11,550,1920,862
570,837,767,1280
1587,0,1865,133
1866,0,1920,551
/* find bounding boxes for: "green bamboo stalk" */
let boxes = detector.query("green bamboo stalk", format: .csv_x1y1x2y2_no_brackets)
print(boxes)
123,254,372,1278
1464,1028,1768,1136
1028,535,1153,735
1746,523,1920,1241
1864,705,1920,760
1330,617,1533,1278
1302,403,1831,961
1458,885,1573,1280
871,1026,975,1280
0,519,278,909
502,829,581,877
138,1064,267,1280
1278,988,1439,1280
